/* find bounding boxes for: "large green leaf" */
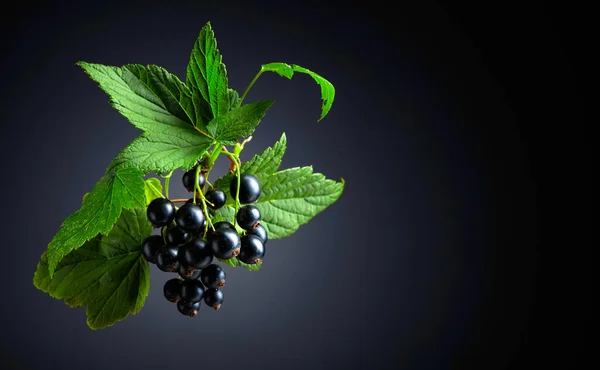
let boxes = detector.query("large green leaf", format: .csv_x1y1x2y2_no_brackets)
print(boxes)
46,168,146,277
261,62,335,121
34,208,152,329
207,100,274,145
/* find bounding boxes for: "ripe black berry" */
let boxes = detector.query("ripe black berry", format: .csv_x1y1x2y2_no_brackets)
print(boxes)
174,203,205,233
203,288,224,310
177,300,201,317
163,278,182,303
205,189,226,210
165,226,191,246
141,235,164,263
247,224,268,245
238,234,265,264
178,264,201,280
230,174,261,204
208,228,241,259
236,205,261,230
155,246,180,272
180,279,205,303
147,198,176,227
182,167,205,192
213,221,235,231
179,239,213,269
200,264,226,288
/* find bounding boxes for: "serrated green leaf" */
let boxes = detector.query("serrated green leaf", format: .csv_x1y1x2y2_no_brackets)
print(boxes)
144,178,163,205
46,168,146,277
107,130,213,174
226,88,241,111
261,62,335,121
219,257,262,271
206,100,273,145
213,133,287,191
186,22,229,124
34,208,152,330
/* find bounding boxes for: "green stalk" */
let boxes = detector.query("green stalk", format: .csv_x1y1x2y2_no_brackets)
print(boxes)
238,68,264,106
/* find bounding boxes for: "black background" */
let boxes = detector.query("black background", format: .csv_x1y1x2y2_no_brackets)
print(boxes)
0,1,589,369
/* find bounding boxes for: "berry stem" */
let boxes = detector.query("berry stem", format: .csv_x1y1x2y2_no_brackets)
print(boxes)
239,68,265,106
220,150,242,224
160,171,174,198
170,199,191,203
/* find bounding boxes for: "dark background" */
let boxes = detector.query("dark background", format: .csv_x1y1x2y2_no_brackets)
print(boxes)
0,1,589,369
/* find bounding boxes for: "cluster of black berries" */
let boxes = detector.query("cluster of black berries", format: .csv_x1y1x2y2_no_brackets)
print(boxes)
140,165,267,317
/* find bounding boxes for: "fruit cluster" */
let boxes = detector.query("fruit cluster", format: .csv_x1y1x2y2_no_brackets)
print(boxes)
140,165,268,317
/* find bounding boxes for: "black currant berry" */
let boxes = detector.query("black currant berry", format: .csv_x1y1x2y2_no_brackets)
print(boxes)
178,264,201,280
165,226,191,246
205,189,226,210
179,279,205,302
179,239,213,269
163,278,182,303
238,234,265,264
236,205,261,230
155,246,180,272
177,300,201,317
141,235,164,263
182,167,205,192
213,221,235,231
246,224,268,245
200,264,226,288
174,203,205,233
208,228,241,259
230,174,261,204
147,198,176,227
203,288,224,310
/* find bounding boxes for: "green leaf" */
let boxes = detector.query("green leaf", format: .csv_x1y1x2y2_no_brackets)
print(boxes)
144,178,163,205
34,208,152,330
213,133,287,191
77,62,197,130
226,88,241,111
206,100,274,145
46,168,146,277
107,129,213,174
186,22,230,123
219,257,262,271
261,62,335,121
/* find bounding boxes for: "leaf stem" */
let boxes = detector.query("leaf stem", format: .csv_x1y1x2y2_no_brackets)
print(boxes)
239,68,264,106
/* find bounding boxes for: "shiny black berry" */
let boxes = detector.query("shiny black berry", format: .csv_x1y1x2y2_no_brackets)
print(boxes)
179,239,213,269
203,288,224,310
182,167,205,192
177,300,201,317
205,189,226,210
200,264,226,288
178,264,201,280
213,221,235,231
180,279,205,303
175,203,205,233
163,278,182,303
230,174,261,204
208,228,241,259
246,224,268,245
165,226,191,246
236,205,261,230
141,235,164,263
155,246,180,272
147,198,176,227
238,234,265,264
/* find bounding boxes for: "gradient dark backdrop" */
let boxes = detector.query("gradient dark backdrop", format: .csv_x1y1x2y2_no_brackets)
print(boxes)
0,1,588,369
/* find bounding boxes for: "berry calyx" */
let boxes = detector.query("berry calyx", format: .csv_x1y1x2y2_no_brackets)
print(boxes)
141,235,164,263
163,278,182,303
205,189,226,210
147,198,176,227
177,300,201,317
178,264,201,280
155,246,180,272
246,224,268,245
179,239,213,269
203,288,224,310
180,279,205,303
208,228,241,259
230,173,261,204
165,226,191,246
200,264,226,288
236,205,261,230
238,234,265,264
174,203,205,233
182,167,205,192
